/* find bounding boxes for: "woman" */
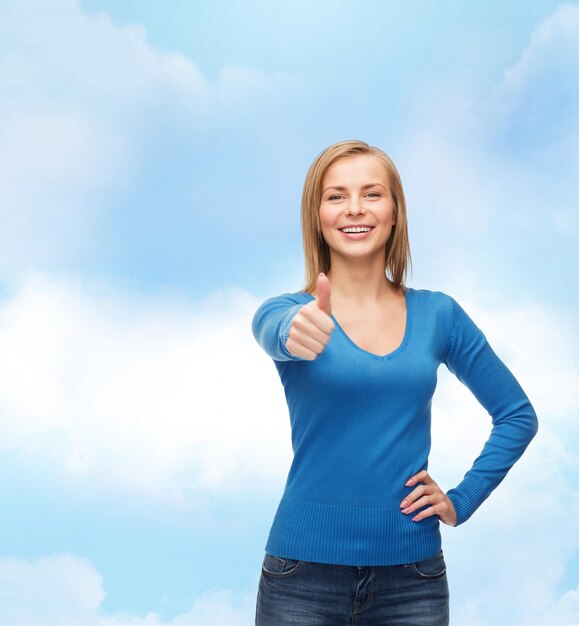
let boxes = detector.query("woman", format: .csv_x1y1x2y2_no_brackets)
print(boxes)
251,140,538,625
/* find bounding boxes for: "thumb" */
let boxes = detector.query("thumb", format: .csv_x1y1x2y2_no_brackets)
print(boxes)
316,272,332,316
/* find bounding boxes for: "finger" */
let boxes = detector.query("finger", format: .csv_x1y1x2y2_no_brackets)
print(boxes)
400,484,424,508
285,337,318,360
401,494,441,515
411,498,457,524
302,303,335,334
290,331,327,356
405,470,432,486
401,478,443,509
316,273,332,316
400,483,434,508
410,506,439,522
291,313,333,345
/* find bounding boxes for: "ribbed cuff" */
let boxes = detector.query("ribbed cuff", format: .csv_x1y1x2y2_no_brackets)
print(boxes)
278,304,306,360
446,474,491,526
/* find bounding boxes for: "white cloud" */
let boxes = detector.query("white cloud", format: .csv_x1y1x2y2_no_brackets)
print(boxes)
0,0,207,103
0,270,293,498
500,4,579,108
0,554,104,626
0,0,205,274
489,3,579,183
0,0,294,275
0,554,257,626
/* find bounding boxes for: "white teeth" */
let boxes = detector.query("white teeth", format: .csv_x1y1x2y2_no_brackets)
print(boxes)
341,227,371,233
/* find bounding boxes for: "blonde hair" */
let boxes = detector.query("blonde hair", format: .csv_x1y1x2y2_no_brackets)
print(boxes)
301,139,412,294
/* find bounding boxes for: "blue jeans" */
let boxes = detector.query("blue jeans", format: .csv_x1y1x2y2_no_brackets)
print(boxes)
255,549,449,626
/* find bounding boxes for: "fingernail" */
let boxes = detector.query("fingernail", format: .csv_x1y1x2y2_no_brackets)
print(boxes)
405,480,412,486
401,500,408,507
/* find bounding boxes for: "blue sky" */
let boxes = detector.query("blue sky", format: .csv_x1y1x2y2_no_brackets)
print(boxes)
0,1,578,624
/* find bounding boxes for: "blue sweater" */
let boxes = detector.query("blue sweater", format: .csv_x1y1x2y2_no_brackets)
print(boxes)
251,286,538,566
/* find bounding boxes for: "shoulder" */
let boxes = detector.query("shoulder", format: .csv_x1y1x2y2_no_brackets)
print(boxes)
407,288,458,345
410,287,485,332
408,286,455,314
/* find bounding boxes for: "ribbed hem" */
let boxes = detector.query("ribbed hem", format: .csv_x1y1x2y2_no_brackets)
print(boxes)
264,497,442,566
446,473,491,526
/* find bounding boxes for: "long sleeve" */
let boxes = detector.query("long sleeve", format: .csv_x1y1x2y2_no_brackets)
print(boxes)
251,293,308,362
442,295,539,526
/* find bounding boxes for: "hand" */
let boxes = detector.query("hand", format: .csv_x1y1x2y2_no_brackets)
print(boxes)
400,470,457,527
285,273,335,360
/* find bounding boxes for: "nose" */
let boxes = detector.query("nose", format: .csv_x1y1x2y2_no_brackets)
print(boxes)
346,195,365,216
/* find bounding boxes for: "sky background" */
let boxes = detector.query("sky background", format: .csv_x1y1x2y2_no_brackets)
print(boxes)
0,0,578,624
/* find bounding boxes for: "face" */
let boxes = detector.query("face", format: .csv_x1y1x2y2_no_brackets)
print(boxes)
318,154,396,265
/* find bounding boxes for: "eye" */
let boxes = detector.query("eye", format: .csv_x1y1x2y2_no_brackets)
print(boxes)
366,192,381,198
328,194,343,201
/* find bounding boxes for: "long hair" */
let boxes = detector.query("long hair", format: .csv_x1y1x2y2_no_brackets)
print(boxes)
301,140,412,294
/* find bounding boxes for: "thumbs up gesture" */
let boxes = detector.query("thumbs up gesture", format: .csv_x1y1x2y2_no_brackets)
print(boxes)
285,273,335,360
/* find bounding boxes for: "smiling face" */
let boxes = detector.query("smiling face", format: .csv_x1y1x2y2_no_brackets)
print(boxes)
318,154,396,266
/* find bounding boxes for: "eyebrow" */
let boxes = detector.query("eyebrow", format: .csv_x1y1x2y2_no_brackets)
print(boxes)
322,183,387,194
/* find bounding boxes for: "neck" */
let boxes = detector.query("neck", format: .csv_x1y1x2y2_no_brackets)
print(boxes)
326,254,398,305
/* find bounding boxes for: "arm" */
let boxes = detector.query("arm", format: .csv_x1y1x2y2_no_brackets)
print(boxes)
251,293,307,362
442,295,539,526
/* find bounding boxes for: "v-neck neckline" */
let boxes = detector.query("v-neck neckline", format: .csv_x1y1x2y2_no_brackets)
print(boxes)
301,287,413,361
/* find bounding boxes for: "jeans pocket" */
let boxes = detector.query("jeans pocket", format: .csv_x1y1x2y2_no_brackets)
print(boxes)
261,552,305,578
405,549,447,579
